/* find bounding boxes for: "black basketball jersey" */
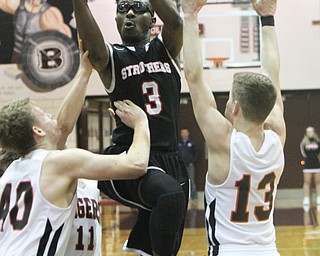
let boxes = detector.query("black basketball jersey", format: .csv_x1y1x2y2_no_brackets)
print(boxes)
303,138,320,169
106,35,181,152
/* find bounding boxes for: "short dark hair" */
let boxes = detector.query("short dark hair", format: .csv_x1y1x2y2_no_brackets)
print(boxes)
232,72,277,124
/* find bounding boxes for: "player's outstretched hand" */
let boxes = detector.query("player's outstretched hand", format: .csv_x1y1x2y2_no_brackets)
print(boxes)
114,100,148,129
182,0,207,15
251,0,277,16
78,38,93,75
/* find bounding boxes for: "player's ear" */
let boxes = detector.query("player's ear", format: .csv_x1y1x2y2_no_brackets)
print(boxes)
232,101,239,115
32,126,46,137
149,17,156,28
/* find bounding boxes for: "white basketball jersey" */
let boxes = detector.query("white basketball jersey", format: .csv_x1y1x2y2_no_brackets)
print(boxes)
65,179,102,256
0,149,77,256
205,129,284,256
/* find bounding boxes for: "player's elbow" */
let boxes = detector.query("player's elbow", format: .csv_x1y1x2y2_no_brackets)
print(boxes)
130,165,148,179
172,15,183,30
164,11,183,35
127,159,148,179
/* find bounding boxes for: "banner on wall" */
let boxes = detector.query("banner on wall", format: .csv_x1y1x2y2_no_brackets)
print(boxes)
0,0,79,97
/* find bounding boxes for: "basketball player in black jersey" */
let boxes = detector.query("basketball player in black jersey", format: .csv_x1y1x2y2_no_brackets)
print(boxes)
73,0,189,255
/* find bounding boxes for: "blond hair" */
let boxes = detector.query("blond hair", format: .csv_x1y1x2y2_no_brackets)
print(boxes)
0,98,37,155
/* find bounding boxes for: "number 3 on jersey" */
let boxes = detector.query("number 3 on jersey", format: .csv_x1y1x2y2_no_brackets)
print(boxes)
142,81,162,115
231,172,276,223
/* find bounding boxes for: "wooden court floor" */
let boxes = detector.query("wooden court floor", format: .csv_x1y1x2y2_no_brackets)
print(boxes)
100,191,320,256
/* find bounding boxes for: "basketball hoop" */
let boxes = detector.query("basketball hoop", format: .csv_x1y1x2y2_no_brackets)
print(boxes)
205,57,229,68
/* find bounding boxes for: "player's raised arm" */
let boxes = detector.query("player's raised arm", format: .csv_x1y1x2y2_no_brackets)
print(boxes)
72,0,109,73
182,0,232,148
252,0,286,145
56,39,93,149
150,0,183,63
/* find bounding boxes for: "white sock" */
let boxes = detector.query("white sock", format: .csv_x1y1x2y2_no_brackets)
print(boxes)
303,197,310,205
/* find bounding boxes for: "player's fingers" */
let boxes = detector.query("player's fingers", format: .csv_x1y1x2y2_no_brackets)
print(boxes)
78,39,84,55
83,50,89,59
123,99,133,105
108,108,115,119
123,99,134,106
114,100,126,111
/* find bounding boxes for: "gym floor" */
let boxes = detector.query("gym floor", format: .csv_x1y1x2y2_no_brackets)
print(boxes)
100,189,320,256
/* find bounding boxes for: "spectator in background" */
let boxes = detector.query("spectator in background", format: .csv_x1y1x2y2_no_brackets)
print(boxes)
300,126,320,208
179,128,199,200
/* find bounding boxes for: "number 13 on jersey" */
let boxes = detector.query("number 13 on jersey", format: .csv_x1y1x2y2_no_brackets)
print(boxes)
231,172,276,223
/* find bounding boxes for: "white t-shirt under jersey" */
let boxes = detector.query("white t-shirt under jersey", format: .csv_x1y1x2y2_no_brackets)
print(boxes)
0,149,77,256
205,129,284,256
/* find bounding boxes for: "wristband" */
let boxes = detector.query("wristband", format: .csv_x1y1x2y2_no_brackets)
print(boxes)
260,16,275,27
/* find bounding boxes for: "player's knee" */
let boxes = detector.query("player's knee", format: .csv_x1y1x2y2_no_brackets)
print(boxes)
304,180,312,186
156,190,185,235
